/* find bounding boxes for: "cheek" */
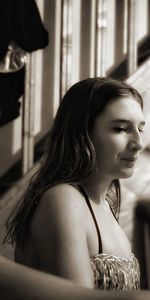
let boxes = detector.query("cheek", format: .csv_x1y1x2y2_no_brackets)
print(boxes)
107,135,128,152
92,138,113,162
91,130,128,164
95,135,126,155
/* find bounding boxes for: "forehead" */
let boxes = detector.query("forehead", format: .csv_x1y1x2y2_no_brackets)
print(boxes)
95,97,144,125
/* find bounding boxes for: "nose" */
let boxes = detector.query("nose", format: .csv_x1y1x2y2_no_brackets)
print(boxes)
128,132,144,152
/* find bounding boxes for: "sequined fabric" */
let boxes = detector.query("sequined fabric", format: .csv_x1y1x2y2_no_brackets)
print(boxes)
90,253,140,290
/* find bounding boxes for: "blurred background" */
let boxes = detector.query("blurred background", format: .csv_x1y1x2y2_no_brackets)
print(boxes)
0,0,150,289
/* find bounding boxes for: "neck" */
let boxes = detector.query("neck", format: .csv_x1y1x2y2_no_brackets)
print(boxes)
82,171,111,204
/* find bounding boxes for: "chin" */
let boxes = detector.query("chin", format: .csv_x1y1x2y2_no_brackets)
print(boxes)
119,169,135,179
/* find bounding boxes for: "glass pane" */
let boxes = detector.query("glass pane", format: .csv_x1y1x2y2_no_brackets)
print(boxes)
96,0,116,75
137,0,149,41
61,0,73,97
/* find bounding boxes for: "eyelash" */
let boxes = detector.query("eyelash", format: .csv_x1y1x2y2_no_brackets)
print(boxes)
113,127,127,132
113,127,144,133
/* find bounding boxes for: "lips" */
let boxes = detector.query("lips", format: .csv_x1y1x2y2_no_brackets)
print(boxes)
121,157,137,162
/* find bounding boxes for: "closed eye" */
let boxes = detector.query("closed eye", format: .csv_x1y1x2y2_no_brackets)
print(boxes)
113,127,144,134
113,127,128,132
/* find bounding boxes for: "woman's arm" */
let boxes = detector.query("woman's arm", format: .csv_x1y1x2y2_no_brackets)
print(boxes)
0,256,149,300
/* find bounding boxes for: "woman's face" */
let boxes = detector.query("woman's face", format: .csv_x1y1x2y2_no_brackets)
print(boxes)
90,96,145,180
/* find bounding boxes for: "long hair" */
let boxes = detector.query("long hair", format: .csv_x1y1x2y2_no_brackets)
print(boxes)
5,77,143,247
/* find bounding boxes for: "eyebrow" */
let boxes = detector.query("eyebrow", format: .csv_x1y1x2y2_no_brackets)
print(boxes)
111,119,145,125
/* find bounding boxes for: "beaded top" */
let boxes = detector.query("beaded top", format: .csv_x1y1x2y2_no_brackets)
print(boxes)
90,253,140,290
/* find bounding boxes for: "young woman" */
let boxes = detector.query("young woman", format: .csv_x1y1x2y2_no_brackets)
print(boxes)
5,77,145,290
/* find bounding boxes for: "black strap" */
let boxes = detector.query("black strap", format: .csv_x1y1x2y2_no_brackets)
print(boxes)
78,185,102,253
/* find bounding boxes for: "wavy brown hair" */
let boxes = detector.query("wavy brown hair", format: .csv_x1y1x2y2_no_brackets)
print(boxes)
4,77,143,247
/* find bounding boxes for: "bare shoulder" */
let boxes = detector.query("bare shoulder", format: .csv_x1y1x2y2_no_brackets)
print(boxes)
31,184,86,235
42,183,85,213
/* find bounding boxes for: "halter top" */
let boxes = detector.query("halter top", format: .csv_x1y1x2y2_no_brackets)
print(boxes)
78,186,140,290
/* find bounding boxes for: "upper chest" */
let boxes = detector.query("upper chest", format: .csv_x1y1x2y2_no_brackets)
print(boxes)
85,199,131,259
